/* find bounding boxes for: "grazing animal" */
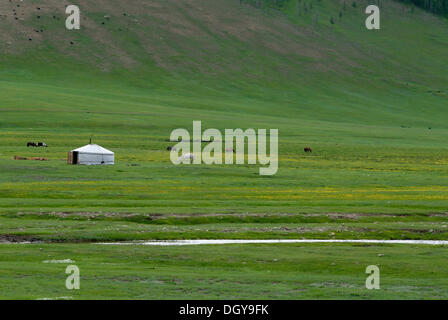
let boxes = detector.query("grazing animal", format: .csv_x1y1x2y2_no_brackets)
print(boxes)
178,153,194,163
304,147,312,153
29,157,48,161
37,142,47,147
27,142,37,147
14,156,47,161
167,146,177,151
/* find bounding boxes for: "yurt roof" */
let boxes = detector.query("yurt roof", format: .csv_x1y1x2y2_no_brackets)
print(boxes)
72,144,114,155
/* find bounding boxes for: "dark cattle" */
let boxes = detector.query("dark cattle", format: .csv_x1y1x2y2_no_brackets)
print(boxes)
37,142,47,147
304,147,312,153
27,142,37,147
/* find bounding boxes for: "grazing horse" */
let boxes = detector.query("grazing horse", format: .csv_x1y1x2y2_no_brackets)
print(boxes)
27,142,37,147
304,147,312,153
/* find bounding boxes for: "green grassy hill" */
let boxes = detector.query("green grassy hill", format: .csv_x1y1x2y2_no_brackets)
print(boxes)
1,0,447,123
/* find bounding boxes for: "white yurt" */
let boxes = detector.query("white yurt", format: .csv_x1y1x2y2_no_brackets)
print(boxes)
67,144,114,165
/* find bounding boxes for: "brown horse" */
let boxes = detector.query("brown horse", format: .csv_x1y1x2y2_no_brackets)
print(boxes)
304,147,312,153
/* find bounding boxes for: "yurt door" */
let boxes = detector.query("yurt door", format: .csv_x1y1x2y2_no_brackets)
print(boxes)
73,151,79,164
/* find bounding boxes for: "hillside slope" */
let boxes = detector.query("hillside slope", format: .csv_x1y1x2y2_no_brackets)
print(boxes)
0,0,447,127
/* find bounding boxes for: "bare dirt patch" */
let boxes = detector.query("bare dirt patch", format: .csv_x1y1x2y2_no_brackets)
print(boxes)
14,211,416,220
0,234,40,243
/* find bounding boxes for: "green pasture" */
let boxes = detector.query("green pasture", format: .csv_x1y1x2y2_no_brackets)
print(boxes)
1,243,448,299
1,0,448,299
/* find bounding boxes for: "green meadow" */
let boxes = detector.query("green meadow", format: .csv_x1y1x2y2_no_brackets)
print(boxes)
0,0,447,299
2,243,448,299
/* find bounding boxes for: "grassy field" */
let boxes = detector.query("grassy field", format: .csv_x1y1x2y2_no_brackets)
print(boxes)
1,87,447,215
1,0,448,299
2,243,448,299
